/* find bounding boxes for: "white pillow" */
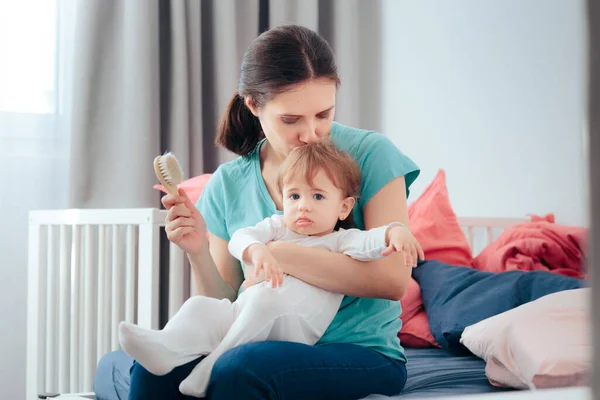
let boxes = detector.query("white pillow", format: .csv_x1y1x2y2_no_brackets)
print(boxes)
460,288,591,389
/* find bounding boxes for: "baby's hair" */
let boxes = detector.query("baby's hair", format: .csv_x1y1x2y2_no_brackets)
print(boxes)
278,141,361,229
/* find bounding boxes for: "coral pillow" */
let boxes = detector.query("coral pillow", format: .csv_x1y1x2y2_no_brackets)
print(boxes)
460,288,591,389
398,169,471,348
399,310,439,348
400,278,423,323
408,169,473,267
154,174,212,204
399,279,439,348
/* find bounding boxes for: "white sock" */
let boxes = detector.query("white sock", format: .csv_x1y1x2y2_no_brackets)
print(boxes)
118,296,234,376
118,321,198,375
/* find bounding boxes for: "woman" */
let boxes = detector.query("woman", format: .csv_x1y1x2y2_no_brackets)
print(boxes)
129,24,420,400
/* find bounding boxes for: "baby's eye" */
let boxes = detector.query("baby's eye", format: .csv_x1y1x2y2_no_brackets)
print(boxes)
290,193,300,200
313,194,324,200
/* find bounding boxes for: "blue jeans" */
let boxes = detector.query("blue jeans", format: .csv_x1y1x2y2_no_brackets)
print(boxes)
129,341,407,400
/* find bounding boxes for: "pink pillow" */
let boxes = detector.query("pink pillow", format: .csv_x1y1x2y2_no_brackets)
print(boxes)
153,174,212,204
460,288,591,389
398,169,472,348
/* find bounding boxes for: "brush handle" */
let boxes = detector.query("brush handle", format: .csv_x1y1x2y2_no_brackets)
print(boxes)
165,185,179,197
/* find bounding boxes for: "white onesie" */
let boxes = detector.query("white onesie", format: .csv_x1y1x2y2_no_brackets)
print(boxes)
118,215,401,398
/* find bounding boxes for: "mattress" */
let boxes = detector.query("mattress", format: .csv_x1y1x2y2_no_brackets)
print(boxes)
94,348,513,400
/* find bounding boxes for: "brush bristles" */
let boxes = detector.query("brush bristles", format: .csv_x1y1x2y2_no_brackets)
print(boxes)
159,154,183,184
155,152,184,194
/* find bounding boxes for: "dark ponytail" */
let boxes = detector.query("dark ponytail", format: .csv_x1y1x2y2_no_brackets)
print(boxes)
216,93,264,156
216,24,340,157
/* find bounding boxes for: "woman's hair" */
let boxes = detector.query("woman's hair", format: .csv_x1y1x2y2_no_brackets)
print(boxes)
277,141,361,230
216,25,340,156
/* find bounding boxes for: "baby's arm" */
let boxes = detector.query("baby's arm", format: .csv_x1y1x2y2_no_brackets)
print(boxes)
334,223,408,262
229,215,287,286
228,216,286,261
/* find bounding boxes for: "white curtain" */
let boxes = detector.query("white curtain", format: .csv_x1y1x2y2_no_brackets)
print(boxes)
0,1,75,398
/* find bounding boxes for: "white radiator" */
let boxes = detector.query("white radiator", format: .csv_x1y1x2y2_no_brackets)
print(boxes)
26,208,190,399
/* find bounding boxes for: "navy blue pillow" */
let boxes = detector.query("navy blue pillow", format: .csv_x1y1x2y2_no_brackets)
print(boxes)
412,260,586,355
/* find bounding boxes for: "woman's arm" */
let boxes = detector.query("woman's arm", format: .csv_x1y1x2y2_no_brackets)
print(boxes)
162,189,243,302
188,232,244,302
270,177,413,301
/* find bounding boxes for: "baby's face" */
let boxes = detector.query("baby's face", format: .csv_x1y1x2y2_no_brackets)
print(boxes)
281,169,354,236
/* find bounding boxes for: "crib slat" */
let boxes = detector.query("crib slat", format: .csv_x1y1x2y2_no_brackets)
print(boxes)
111,224,122,350
58,224,71,392
97,225,111,360
46,226,58,392
486,227,495,246
83,224,96,391
169,242,185,319
125,224,136,323
97,226,106,360
70,225,81,393
467,226,475,250
138,222,160,329
103,227,112,352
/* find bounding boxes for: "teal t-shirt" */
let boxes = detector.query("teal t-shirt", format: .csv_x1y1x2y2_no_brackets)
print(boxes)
197,121,420,362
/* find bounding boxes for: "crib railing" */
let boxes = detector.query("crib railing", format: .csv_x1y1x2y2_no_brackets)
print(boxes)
26,208,188,399
26,210,527,399
458,217,528,256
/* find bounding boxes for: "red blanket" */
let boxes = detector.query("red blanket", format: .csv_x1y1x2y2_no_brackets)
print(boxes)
472,216,587,279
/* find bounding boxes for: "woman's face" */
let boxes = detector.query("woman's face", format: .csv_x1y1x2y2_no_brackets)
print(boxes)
245,78,337,159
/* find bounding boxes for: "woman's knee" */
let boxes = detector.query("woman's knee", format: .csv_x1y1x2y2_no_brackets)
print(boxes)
129,363,172,400
129,357,203,400
207,343,276,399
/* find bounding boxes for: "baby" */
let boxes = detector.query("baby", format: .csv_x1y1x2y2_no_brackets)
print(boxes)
118,141,421,397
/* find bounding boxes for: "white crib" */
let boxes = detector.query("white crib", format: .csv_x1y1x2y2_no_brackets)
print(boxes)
26,208,192,400
25,208,527,399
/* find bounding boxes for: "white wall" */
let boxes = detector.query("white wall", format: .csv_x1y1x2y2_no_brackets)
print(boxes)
382,0,588,226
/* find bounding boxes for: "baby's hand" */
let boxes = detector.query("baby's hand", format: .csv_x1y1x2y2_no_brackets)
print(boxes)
248,244,284,288
382,225,425,268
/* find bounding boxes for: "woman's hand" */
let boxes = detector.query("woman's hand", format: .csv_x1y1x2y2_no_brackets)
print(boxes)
383,225,425,267
161,188,207,256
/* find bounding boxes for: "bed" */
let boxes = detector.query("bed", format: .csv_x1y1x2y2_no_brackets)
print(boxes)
25,208,585,400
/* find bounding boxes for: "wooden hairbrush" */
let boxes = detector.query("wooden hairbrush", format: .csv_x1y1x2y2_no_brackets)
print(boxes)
153,152,184,196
